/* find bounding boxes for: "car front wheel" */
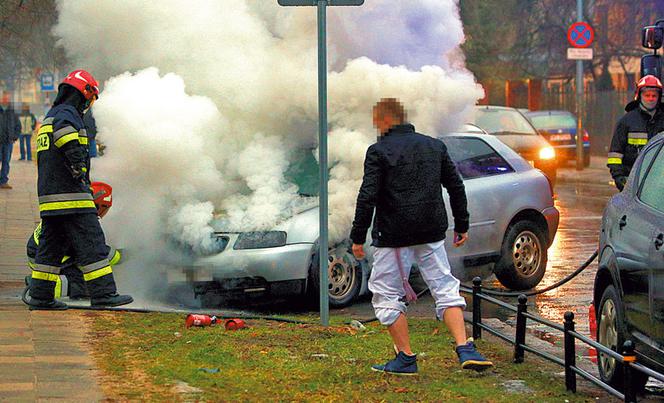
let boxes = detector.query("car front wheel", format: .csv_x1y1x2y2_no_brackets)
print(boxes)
308,243,362,308
597,285,648,393
494,220,547,290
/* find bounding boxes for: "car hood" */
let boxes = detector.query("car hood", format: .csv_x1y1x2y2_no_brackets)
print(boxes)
493,134,550,153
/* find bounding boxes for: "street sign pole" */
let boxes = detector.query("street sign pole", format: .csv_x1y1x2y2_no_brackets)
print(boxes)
278,0,364,326
576,0,584,171
317,0,330,327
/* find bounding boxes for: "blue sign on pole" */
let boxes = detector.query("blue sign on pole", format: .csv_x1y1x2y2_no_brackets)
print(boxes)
40,73,55,92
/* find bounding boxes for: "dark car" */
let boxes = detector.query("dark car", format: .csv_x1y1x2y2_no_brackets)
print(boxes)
593,133,664,393
471,106,558,187
523,110,591,167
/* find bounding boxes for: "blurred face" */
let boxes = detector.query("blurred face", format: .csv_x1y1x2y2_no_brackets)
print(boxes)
641,88,659,104
372,109,396,135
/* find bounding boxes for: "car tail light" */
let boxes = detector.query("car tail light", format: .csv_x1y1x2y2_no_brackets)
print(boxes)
582,130,589,142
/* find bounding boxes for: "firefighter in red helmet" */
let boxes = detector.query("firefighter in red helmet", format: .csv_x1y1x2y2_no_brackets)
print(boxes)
608,74,664,191
27,70,132,310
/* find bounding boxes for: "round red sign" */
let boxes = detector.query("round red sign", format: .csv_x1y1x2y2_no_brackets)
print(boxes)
567,22,594,48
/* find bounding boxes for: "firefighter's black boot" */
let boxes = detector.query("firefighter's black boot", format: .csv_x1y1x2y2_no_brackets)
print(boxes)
91,293,133,307
28,298,68,311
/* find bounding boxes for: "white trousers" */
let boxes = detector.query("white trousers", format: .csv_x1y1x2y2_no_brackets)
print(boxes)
369,240,467,326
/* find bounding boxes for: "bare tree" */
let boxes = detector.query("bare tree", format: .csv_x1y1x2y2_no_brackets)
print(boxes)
0,0,68,93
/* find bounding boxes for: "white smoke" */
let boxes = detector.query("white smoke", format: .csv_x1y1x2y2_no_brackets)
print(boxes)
54,0,483,260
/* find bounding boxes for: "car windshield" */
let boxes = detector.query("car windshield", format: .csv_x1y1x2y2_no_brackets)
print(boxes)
528,113,576,129
285,148,319,197
472,108,537,136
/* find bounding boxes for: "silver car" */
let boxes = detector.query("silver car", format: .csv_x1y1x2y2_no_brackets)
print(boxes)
175,128,559,307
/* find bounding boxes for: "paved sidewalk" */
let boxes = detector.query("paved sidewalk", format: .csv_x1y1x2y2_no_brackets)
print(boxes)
0,150,104,401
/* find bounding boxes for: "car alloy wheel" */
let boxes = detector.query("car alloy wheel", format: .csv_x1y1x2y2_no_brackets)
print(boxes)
511,230,542,277
327,251,357,301
598,298,618,379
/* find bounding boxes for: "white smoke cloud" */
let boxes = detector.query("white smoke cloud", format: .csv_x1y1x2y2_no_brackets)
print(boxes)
54,0,483,265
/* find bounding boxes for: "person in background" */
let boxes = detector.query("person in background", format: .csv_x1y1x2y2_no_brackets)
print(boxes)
18,103,37,161
607,75,664,191
0,101,21,189
350,98,493,376
83,109,97,157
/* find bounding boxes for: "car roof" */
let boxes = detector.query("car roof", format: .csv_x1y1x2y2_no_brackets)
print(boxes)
474,105,520,112
524,110,574,116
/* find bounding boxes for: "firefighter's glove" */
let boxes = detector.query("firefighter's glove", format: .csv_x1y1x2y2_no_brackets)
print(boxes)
615,176,627,191
70,164,90,187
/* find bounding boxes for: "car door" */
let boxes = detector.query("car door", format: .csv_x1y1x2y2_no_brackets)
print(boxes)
439,136,516,273
636,143,664,349
614,145,661,337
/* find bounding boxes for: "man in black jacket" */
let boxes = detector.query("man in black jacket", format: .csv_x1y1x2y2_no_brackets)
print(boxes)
351,98,492,375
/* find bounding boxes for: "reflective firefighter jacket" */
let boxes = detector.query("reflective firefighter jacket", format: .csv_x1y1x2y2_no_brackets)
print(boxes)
608,106,664,189
36,104,95,216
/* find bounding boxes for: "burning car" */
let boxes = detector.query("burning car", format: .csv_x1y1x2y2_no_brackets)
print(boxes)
172,127,559,308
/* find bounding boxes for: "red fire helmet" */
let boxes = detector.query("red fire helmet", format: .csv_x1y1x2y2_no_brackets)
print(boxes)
61,69,99,101
91,181,112,218
634,74,663,100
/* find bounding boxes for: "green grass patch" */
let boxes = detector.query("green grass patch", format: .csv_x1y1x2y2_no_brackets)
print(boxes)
90,312,601,402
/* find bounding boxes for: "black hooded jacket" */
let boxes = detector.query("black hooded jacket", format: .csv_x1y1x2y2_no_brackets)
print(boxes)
608,103,664,189
350,123,469,248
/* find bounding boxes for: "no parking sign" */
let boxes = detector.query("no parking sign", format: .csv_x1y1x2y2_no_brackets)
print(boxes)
567,21,594,48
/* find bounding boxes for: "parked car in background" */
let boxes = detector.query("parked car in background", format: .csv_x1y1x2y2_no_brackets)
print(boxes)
169,129,559,308
593,133,664,393
471,105,558,187
524,110,591,167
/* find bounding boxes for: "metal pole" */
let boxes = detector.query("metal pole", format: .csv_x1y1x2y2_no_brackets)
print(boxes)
472,277,482,339
575,0,584,170
564,311,577,393
514,294,528,363
317,0,329,326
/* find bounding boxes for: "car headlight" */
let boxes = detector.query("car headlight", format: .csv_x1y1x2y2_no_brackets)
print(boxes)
234,231,287,250
539,147,556,160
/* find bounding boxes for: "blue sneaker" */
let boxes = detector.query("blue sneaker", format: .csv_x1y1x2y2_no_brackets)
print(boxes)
456,339,493,371
372,351,418,376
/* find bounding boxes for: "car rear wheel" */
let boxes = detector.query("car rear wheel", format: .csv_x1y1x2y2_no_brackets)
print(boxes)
308,243,362,308
494,220,547,290
597,285,648,393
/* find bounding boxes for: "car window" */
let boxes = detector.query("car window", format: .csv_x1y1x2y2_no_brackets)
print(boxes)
285,149,319,196
528,114,576,129
636,144,659,190
472,108,537,135
638,145,664,213
439,137,515,179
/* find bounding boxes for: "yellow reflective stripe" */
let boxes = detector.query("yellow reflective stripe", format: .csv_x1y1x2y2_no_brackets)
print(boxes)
109,250,122,266
55,276,62,298
33,222,42,245
627,138,648,146
83,266,112,281
28,261,36,270
54,132,79,148
39,200,96,212
61,255,71,264
37,124,52,135
31,271,58,282
607,158,622,164
78,137,89,145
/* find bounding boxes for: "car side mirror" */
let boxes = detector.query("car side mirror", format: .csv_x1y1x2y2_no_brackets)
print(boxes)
642,26,664,49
